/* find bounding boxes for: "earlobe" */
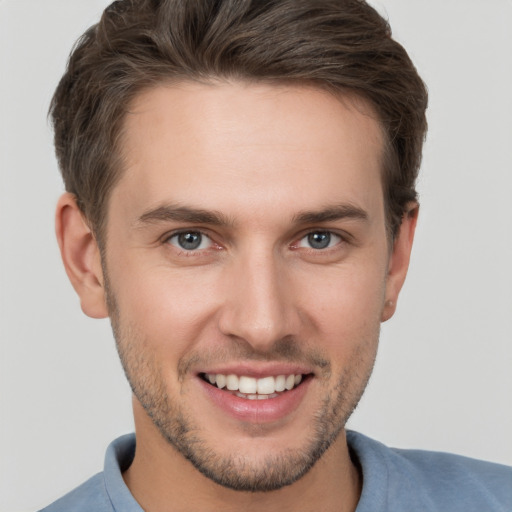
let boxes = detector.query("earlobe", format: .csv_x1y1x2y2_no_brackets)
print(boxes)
55,193,108,319
381,203,419,322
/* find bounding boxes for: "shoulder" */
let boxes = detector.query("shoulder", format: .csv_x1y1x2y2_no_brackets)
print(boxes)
38,434,138,512
347,430,512,512
38,472,112,512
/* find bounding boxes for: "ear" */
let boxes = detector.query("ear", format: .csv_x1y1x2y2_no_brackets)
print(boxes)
381,202,419,322
55,193,108,319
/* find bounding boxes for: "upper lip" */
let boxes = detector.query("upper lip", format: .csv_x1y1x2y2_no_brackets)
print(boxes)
197,362,314,378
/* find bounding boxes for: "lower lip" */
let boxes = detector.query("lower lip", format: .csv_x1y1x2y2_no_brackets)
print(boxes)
199,376,311,424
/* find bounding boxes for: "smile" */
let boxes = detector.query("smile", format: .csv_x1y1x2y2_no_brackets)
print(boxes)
201,373,305,399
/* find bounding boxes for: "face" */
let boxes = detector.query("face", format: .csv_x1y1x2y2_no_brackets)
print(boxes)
100,82,397,491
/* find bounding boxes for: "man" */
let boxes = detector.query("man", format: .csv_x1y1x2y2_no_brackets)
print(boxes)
40,0,511,511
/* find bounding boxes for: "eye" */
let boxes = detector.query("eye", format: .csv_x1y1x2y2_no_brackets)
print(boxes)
298,231,341,250
167,231,212,251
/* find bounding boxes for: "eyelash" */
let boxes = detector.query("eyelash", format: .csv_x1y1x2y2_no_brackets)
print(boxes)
293,231,343,251
163,229,348,255
164,230,217,256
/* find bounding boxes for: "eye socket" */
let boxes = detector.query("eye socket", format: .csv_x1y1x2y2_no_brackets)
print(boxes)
298,231,342,250
167,231,213,251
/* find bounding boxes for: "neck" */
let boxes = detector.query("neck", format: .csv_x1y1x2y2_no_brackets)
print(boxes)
123,402,361,512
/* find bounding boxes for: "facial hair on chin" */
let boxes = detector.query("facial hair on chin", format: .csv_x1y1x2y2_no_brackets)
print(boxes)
105,277,377,492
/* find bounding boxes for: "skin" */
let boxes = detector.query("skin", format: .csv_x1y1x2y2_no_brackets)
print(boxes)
56,81,417,512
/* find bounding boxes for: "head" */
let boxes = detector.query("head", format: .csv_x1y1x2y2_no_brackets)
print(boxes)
52,0,427,495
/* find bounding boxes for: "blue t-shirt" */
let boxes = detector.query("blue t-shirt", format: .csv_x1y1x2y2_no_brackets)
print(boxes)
39,431,512,511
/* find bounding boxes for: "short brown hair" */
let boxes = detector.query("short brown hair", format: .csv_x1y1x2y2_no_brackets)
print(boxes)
50,0,427,245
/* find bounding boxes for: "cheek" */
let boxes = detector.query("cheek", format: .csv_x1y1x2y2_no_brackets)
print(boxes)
107,243,387,363
109,262,222,355
299,262,386,345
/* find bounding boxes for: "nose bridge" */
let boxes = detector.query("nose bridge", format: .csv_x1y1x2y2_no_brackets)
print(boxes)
218,244,297,350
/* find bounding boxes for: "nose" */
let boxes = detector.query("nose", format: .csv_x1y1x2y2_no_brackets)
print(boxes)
217,248,300,352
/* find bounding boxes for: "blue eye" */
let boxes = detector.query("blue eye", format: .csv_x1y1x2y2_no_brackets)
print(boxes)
168,231,212,251
299,231,341,250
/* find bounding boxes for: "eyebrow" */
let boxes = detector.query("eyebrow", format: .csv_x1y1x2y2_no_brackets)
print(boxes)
136,204,233,227
292,203,369,224
135,202,368,229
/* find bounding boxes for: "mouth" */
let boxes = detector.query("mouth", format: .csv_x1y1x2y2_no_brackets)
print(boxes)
200,372,309,400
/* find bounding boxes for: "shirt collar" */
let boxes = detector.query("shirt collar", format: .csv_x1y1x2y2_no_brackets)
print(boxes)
103,434,143,512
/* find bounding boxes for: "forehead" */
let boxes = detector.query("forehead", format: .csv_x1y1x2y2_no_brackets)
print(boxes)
112,81,385,226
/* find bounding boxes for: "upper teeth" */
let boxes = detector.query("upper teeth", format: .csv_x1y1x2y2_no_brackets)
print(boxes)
205,373,303,394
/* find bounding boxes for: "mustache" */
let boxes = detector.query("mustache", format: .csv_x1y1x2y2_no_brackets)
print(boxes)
177,336,331,380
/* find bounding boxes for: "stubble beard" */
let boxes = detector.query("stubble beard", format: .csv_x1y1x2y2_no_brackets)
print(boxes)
105,280,377,492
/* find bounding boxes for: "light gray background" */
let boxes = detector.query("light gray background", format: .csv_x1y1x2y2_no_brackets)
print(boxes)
1,1,511,510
